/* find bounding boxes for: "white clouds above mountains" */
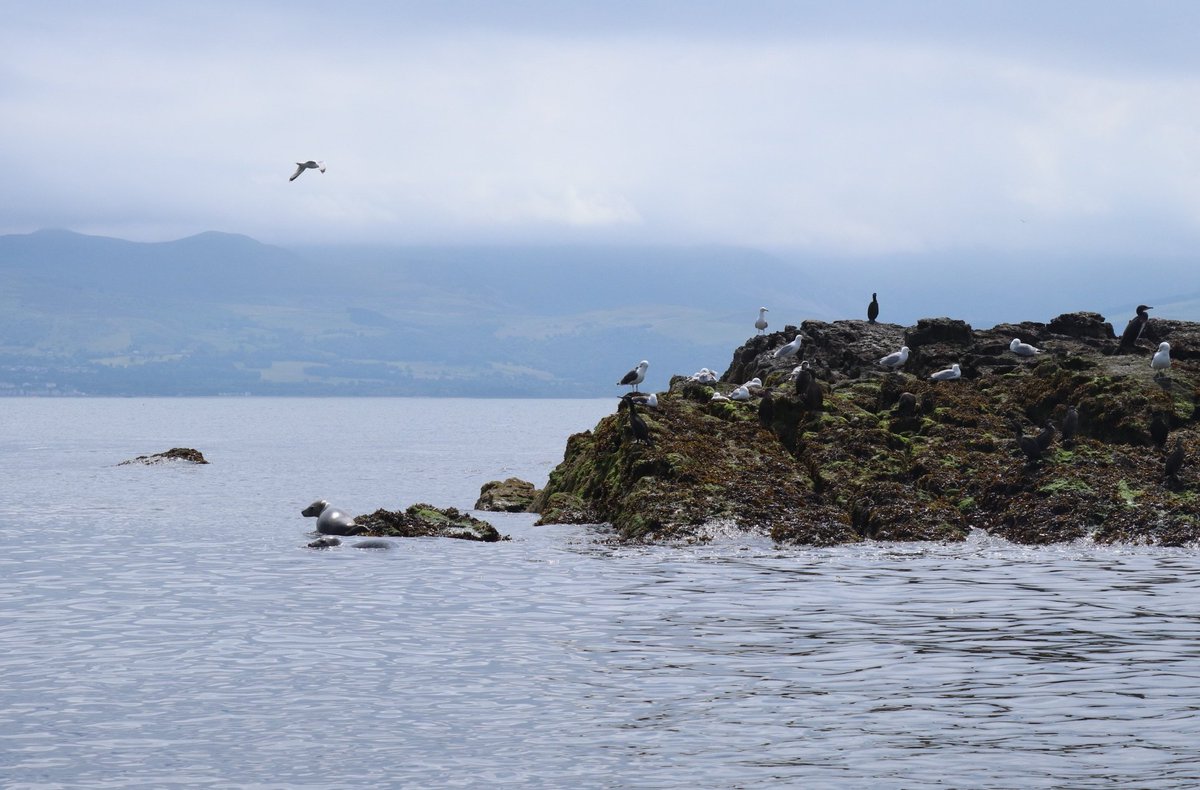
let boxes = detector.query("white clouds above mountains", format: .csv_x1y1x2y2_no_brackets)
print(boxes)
3,1,1200,254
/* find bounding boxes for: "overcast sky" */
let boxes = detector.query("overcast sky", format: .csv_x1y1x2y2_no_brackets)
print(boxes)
4,1,1200,255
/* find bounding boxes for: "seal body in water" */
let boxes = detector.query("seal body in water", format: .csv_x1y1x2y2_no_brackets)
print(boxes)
352,539,395,550
301,499,366,536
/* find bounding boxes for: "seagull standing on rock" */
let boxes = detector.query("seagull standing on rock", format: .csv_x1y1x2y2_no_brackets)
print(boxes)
930,363,961,381
289,160,326,181
878,346,910,370
1152,342,1172,377
755,307,769,335
772,334,803,360
618,360,649,393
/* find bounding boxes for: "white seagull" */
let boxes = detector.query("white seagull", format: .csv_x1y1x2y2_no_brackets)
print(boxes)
1152,342,1172,376
754,307,769,335
290,160,326,181
730,386,752,401
743,377,763,391
1010,338,1042,357
772,334,803,360
930,363,962,381
878,346,910,370
618,360,650,392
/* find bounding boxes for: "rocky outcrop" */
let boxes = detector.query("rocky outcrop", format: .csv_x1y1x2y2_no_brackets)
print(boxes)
474,477,541,512
535,313,1200,546
354,504,507,542
119,447,209,465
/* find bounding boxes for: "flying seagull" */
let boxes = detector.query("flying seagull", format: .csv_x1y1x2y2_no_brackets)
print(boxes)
290,160,326,181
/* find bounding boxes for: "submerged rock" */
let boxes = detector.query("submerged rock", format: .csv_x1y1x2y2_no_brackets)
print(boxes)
354,503,508,542
535,312,1200,546
119,447,209,465
474,477,541,512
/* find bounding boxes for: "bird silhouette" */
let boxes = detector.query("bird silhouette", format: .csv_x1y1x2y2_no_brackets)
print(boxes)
289,160,326,181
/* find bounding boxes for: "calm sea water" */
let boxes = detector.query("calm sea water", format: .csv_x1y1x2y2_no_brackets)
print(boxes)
3,398,1200,789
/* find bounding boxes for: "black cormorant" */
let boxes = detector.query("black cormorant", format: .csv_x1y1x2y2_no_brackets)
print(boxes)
1117,305,1152,352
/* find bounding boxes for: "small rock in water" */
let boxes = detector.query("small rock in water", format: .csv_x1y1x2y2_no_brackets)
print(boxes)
474,477,541,512
119,447,209,465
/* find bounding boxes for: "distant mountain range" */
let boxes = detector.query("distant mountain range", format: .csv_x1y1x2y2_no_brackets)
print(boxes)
1,229,1195,396
0,230,825,395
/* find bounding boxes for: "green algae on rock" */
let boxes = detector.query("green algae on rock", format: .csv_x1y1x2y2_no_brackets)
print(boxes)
535,312,1200,546
354,504,507,542
474,477,541,512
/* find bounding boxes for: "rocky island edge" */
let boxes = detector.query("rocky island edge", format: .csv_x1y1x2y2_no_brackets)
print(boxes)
520,312,1200,546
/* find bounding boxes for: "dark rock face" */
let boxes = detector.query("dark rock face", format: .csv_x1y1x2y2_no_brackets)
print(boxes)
905,317,974,348
119,447,208,465
535,313,1200,546
1047,311,1114,340
474,477,541,512
354,504,507,542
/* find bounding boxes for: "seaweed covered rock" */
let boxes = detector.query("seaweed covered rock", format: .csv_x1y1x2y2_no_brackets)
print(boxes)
355,504,507,542
119,447,209,465
536,313,1200,546
474,477,541,512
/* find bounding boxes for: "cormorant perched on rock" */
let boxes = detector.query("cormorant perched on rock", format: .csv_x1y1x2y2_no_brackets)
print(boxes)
618,360,649,393
801,376,824,411
792,361,813,395
1014,423,1045,463
1165,439,1185,480
1150,412,1170,448
867,293,879,324
1061,406,1079,446
895,392,918,415
755,307,769,335
620,395,652,446
1117,305,1152,352
757,390,775,425
1152,342,1172,377
1035,420,1056,453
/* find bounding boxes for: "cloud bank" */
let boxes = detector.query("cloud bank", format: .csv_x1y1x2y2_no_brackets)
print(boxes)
2,2,1199,254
